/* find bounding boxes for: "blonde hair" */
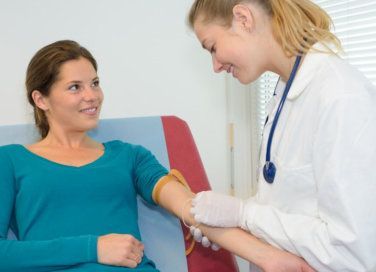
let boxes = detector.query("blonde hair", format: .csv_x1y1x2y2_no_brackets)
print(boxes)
188,0,341,57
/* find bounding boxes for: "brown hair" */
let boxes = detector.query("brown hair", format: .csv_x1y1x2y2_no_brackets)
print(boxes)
188,0,341,56
26,40,97,138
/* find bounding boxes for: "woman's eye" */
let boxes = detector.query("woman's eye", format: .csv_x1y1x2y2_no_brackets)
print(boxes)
210,46,216,54
68,84,80,91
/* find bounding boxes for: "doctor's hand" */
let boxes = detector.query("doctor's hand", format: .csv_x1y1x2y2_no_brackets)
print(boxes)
97,234,144,268
191,191,244,228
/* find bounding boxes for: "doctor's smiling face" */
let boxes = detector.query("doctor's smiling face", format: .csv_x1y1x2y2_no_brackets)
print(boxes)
193,4,272,84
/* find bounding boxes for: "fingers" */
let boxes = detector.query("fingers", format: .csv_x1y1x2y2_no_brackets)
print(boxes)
130,236,144,256
189,225,221,251
190,191,210,224
118,246,143,268
120,258,138,268
131,242,144,264
97,233,145,268
190,225,203,242
123,251,142,268
121,235,144,266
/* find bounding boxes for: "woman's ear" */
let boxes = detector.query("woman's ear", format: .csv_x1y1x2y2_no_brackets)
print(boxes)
31,90,49,111
232,4,255,33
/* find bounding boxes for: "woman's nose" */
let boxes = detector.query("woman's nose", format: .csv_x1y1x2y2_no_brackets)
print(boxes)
82,86,97,101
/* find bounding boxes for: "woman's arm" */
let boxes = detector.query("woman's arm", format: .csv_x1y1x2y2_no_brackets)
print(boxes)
155,179,315,272
0,235,99,272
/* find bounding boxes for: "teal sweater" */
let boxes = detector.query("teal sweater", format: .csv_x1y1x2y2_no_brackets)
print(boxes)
0,140,168,272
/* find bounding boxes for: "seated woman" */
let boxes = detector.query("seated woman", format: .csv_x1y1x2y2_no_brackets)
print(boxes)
0,40,313,271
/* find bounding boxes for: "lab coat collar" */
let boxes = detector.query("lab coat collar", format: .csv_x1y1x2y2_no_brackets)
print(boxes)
286,42,334,100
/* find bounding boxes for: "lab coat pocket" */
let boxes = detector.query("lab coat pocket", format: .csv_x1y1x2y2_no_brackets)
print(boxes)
273,158,317,215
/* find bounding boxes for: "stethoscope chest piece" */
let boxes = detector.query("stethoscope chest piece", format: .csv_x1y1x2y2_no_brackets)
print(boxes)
263,161,276,184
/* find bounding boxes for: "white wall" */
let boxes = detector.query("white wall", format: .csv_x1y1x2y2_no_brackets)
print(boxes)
226,75,255,198
0,0,230,193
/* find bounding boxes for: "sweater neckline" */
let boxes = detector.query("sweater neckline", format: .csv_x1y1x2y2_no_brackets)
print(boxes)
16,142,111,169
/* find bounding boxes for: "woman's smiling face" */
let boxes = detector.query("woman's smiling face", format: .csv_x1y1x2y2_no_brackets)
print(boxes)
38,57,103,133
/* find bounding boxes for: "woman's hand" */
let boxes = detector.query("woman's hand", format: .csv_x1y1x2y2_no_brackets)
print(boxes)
97,234,144,268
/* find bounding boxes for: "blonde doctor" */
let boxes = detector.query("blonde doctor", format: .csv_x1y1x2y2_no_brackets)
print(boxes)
188,0,376,271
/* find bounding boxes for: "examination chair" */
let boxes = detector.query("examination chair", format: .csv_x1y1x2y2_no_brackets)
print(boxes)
0,116,239,272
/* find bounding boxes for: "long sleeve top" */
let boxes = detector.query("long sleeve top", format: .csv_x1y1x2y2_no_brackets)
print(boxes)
0,140,168,272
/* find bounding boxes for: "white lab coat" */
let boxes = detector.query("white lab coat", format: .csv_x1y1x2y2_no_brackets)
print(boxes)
243,44,376,272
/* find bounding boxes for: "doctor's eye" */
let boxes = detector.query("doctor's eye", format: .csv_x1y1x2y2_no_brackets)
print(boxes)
91,79,100,88
210,45,216,54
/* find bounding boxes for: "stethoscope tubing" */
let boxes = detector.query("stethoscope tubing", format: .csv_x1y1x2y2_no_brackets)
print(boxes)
263,55,302,183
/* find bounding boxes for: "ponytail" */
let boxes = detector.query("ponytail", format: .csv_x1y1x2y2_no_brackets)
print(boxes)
269,0,341,56
188,0,342,56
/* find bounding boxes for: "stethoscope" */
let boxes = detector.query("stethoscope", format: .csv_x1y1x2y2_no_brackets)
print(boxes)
263,55,302,184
